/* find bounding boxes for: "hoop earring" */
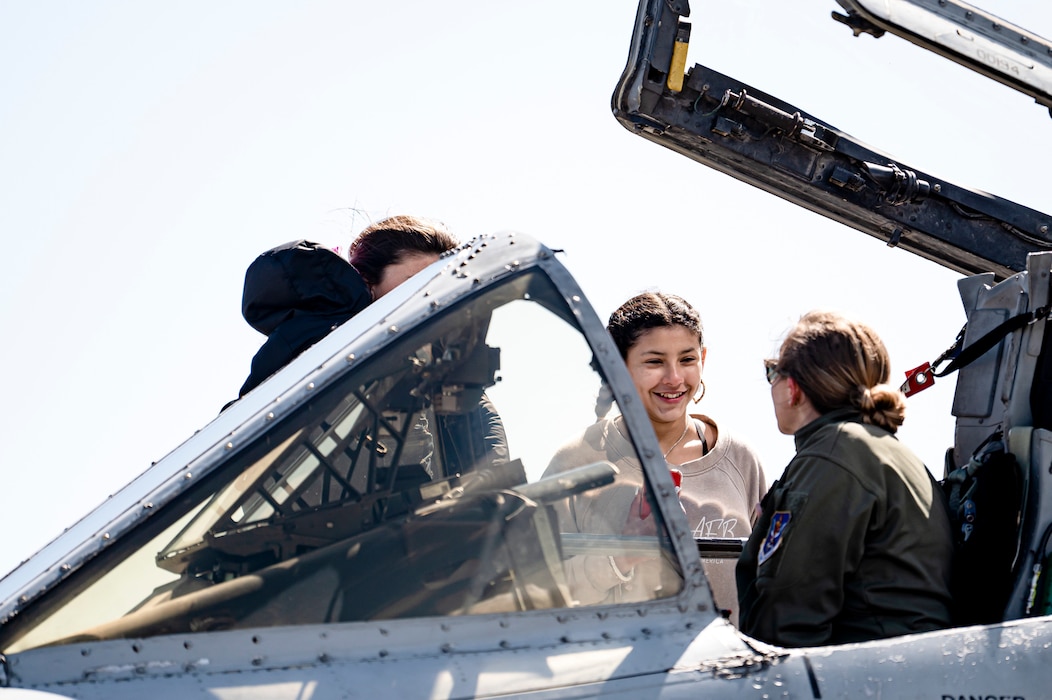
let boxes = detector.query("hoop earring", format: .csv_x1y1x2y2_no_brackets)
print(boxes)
693,379,706,404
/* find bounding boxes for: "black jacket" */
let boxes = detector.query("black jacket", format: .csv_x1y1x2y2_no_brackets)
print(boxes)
231,239,507,474
238,240,370,397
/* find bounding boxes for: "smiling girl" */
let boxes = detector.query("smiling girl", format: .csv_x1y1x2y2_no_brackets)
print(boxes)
544,292,766,625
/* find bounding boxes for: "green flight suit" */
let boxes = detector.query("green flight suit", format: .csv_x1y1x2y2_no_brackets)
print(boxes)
737,409,954,647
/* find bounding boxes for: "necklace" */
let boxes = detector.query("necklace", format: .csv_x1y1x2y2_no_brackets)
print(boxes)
663,422,691,461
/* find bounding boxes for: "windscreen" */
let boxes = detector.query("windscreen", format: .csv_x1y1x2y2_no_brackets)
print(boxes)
6,271,684,652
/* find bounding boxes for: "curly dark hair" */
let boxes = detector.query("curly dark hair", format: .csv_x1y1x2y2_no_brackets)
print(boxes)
606,292,704,359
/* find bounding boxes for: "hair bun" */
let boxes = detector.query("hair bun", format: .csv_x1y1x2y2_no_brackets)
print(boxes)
859,384,906,433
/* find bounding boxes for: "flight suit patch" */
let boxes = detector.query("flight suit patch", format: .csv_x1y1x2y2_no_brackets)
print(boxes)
758,511,791,565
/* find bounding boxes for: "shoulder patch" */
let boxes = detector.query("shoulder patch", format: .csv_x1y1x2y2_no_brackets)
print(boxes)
758,511,792,565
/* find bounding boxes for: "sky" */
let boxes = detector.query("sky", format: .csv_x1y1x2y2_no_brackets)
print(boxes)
1,0,1050,577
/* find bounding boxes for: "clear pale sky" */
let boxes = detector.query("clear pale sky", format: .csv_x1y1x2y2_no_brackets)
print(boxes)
1,0,1049,577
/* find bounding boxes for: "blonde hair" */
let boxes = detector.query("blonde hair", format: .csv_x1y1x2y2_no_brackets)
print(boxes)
777,310,906,433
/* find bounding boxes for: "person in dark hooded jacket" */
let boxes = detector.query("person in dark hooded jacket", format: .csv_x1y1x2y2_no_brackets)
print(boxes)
237,239,371,397
231,215,507,471
237,215,460,397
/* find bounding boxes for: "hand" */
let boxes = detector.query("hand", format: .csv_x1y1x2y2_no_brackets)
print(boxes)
613,488,659,571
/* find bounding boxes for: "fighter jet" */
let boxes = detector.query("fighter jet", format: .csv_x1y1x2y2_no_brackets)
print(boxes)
2,1,1052,698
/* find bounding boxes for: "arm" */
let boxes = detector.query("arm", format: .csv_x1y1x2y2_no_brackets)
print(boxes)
543,432,652,605
738,454,874,646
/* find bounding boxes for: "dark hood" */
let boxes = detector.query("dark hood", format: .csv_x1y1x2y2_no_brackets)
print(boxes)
242,240,370,336
236,240,371,398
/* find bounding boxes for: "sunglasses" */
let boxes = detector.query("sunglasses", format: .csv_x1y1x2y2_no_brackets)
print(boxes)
764,359,781,385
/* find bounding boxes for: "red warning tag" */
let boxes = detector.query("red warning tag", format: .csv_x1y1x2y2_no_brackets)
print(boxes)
901,362,934,397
